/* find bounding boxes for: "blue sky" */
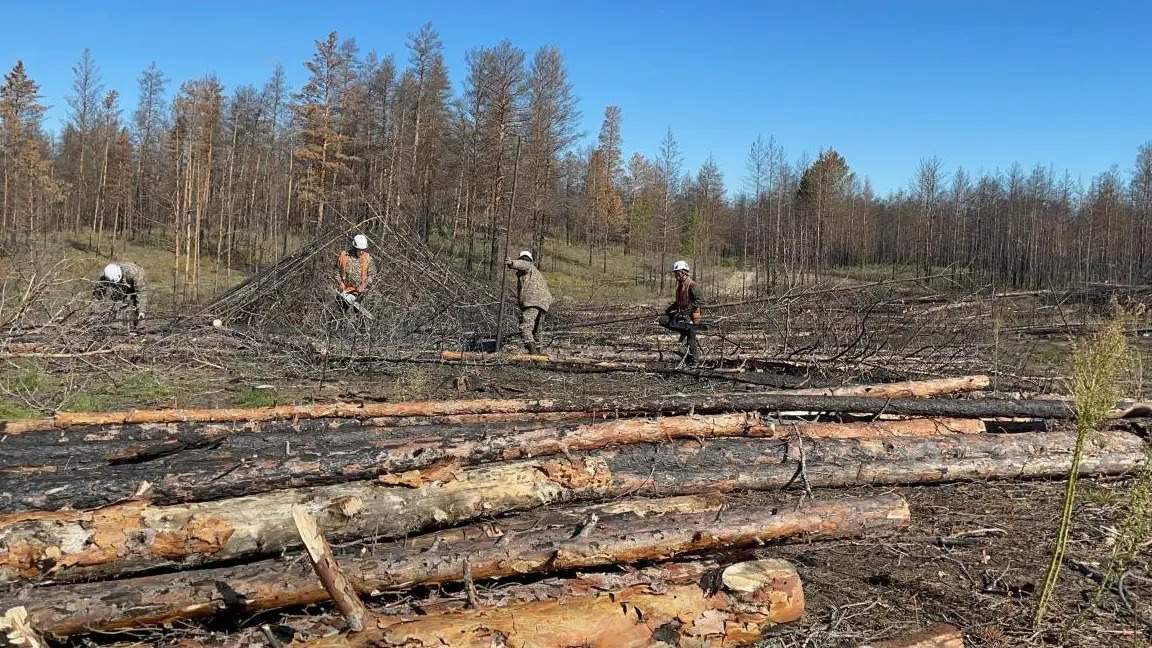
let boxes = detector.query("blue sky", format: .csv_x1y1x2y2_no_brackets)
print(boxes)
2,1,1149,195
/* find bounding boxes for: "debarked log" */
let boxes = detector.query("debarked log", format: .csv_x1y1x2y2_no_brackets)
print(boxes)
1,429,1142,584
5,494,903,636
6,389,1137,434
300,559,804,648
0,414,983,511
778,375,990,398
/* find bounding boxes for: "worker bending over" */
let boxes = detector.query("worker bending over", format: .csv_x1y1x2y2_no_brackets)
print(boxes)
336,234,376,313
93,262,146,329
659,260,703,364
504,250,553,355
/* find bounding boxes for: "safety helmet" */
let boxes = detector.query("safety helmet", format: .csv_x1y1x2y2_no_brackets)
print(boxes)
672,260,690,273
104,263,123,283
352,234,369,250
518,250,534,262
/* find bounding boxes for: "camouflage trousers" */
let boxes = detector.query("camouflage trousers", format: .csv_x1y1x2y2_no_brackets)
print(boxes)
519,307,546,346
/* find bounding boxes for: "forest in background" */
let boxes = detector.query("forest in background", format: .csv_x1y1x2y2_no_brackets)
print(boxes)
1,24,1151,305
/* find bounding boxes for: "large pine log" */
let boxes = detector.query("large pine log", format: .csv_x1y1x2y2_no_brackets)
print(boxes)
5,389,1137,434
1,429,1142,584
0,414,982,511
300,559,804,647
4,494,905,636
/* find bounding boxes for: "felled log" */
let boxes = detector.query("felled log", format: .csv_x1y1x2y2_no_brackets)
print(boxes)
859,623,964,648
0,414,982,511
780,375,989,398
292,508,367,632
6,494,904,636
439,350,551,363
0,459,614,584
1,392,1123,435
2,429,1142,584
299,559,803,647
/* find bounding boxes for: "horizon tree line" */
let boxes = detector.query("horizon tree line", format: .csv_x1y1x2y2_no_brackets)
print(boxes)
1,26,1151,304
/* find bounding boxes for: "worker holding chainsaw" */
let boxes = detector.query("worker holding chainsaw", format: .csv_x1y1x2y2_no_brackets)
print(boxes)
504,250,553,355
93,262,147,329
659,260,704,364
335,234,376,315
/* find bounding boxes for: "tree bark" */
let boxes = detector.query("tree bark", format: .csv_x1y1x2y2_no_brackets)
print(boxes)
6,495,903,636
3,389,1120,435
299,559,804,648
0,414,982,511
1,429,1142,584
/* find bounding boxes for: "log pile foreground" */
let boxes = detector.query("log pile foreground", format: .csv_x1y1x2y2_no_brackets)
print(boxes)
0,382,1148,645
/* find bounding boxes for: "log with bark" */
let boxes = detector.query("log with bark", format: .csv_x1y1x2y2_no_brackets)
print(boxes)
4,494,906,636
299,558,804,648
0,414,982,511
7,389,1128,435
2,429,1142,584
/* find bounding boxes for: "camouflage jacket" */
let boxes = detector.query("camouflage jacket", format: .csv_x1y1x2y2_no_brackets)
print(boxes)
509,259,553,312
335,250,377,294
93,262,146,311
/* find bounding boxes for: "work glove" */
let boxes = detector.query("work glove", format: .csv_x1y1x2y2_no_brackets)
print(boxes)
342,293,357,304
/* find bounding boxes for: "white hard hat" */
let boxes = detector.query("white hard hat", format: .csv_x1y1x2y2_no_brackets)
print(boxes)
518,250,533,262
104,263,123,283
352,234,369,250
672,260,690,273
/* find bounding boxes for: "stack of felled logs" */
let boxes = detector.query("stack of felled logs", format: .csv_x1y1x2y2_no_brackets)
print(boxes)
1,376,1148,646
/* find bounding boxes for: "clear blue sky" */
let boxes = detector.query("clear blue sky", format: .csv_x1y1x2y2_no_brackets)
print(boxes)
2,1,1149,195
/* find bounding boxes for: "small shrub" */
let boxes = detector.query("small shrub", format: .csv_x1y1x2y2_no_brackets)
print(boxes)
1034,304,1132,627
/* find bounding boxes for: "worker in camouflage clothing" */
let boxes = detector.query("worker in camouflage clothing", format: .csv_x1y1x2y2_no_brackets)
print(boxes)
504,250,553,354
335,234,377,315
93,262,146,329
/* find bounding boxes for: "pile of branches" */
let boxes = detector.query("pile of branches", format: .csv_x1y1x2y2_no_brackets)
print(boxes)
201,219,502,356
1,380,1148,646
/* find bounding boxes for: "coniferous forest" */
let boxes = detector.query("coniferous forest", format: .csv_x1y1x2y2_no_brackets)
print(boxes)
2,25,1151,301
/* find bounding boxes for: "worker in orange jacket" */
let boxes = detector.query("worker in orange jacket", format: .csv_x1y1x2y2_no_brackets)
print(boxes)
335,234,376,314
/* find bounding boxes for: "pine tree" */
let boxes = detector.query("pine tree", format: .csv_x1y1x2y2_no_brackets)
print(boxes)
0,61,58,242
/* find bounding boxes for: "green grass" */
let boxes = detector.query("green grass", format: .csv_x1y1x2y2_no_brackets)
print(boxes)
0,399,38,420
60,370,176,412
231,386,282,408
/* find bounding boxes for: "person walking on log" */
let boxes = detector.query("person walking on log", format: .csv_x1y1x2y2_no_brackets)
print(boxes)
335,234,376,317
504,250,553,355
659,260,703,364
92,262,146,330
